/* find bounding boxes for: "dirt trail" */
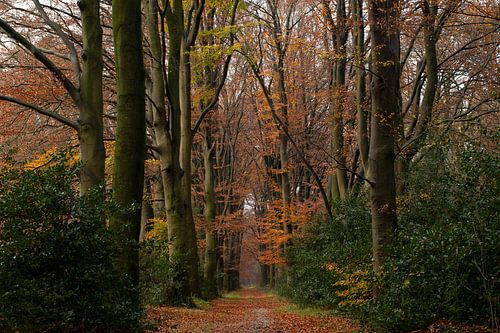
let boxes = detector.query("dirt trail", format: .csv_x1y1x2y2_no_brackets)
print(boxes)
147,288,358,333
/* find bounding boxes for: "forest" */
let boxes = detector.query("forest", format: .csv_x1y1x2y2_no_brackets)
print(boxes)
0,0,498,332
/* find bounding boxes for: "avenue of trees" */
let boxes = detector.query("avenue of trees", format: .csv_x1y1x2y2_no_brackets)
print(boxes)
0,0,498,332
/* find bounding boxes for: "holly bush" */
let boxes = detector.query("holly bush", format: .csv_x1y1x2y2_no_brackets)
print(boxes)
0,160,140,332
284,140,499,332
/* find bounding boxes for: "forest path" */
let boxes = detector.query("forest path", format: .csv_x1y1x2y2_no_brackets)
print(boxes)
147,288,359,333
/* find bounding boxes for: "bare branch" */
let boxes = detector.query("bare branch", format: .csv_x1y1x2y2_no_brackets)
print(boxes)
0,95,79,130
32,0,81,78
0,18,80,104
191,0,240,137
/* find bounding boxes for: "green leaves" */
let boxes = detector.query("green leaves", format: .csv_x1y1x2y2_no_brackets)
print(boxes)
283,141,498,332
366,142,500,331
0,161,141,332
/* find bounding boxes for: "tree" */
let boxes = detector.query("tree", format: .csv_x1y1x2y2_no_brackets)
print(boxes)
110,0,146,307
367,0,400,273
322,0,349,201
78,0,105,194
0,0,105,195
145,0,239,300
243,0,334,221
145,0,202,299
352,0,369,173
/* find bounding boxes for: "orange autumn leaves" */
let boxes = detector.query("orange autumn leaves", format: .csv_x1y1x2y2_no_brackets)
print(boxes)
146,288,359,333
250,200,317,266
322,262,371,307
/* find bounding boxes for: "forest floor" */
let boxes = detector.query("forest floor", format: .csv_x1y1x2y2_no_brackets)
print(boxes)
146,288,361,333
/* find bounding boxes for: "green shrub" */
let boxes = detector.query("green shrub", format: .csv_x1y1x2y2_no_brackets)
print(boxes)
139,238,189,306
366,144,499,331
0,161,141,332
284,142,499,332
284,197,372,308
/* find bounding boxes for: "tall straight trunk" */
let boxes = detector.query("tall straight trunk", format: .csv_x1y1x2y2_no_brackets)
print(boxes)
332,0,348,199
179,37,200,295
140,182,154,241
322,0,348,201
367,0,399,274
277,62,291,208
79,0,105,195
200,9,220,298
353,0,369,172
145,0,170,226
146,0,197,301
276,63,293,247
203,125,218,297
151,167,166,219
273,32,292,245
266,2,292,236
110,0,146,305
412,0,438,146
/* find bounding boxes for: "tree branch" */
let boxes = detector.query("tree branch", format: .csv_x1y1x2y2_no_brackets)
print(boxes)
191,0,240,137
248,59,334,221
186,0,205,47
32,0,81,78
0,94,79,130
0,18,80,104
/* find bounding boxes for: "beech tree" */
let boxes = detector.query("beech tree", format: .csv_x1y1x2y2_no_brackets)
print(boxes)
0,0,104,195
197,2,240,296
109,0,145,308
322,0,349,201
367,0,399,273
145,0,239,299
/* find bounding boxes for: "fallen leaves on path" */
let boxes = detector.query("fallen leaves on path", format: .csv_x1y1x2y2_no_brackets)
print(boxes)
146,288,359,333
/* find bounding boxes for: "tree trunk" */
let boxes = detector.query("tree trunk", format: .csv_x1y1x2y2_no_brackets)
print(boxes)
412,1,438,145
260,262,269,287
353,0,369,172
179,34,201,297
151,168,166,219
203,125,218,298
222,230,242,292
397,1,438,195
367,0,399,274
145,0,202,299
140,182,154,241
78,0,105,195
332,0,349,199
110,0,146,307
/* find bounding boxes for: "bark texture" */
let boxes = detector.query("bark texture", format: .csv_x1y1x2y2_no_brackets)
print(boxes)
79,0,105,195
110,0,146,301
353,0,369,172
367,0,400,273
146,0,200,299
203,124,218,297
